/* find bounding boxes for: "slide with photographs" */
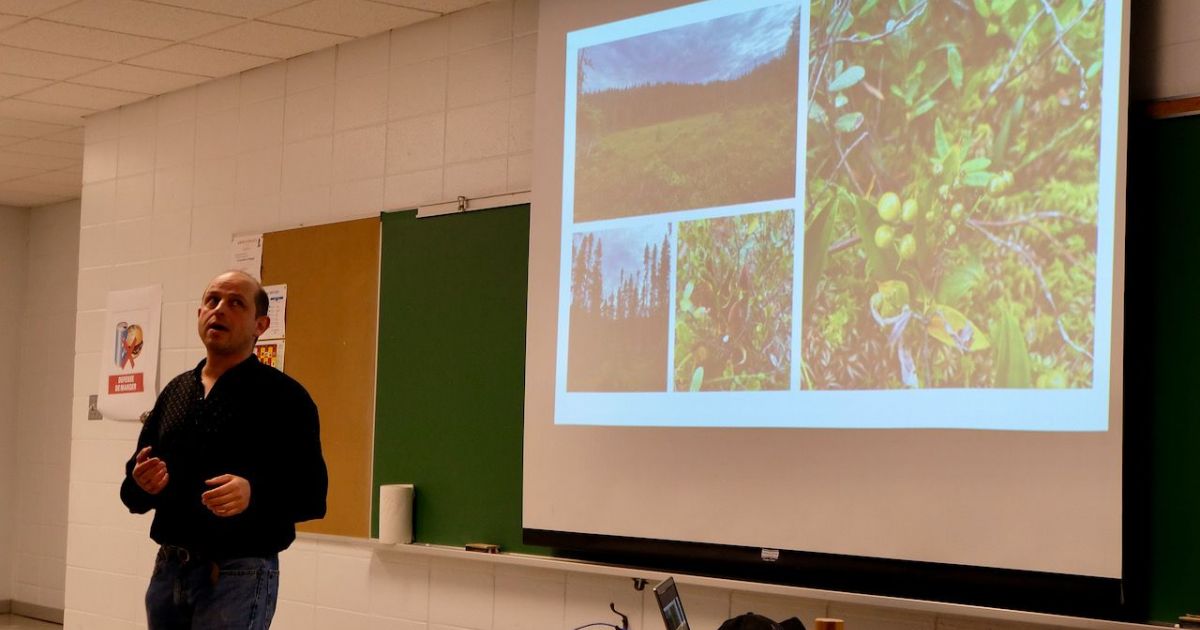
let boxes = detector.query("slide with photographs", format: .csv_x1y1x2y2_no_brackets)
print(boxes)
554,0,1120,430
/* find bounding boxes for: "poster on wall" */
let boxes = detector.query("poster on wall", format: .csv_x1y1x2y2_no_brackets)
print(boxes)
254,339,285,370
230,233,263,280
262,284,287,340
97,285,162,421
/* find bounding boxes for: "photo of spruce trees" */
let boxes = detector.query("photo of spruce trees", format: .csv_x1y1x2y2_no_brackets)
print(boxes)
567,224,673,391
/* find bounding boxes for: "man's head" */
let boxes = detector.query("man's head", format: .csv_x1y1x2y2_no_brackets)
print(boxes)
197,271,270,357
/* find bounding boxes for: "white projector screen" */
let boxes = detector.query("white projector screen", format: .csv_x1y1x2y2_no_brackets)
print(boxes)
526,0,1127,580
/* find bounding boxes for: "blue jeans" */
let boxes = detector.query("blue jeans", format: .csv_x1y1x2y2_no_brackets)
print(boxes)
145,546,279,630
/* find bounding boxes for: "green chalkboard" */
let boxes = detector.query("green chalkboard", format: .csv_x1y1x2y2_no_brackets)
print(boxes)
372,206,546,554
1130,113,1200,622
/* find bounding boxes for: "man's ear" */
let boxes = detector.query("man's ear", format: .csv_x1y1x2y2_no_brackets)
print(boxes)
256,315,271,337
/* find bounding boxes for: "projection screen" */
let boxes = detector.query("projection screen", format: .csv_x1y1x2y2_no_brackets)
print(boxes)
525,0,1127,584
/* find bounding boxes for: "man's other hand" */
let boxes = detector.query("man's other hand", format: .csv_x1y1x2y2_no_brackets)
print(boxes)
132,446,169,495
201,474,251,517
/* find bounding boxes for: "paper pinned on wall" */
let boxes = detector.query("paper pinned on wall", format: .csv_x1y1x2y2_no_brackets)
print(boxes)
231,233,263,280
254,339,285,370
262,284,286,340
97,285,162,421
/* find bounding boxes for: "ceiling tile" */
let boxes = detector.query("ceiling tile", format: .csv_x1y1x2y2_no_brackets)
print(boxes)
0,19,171,62
5,138,84,159
192,21,348,60
263,0,433,37
0,73,52,97
0,149,76,170
0,162,46,181
43,0,245,40
4,174,79,195
19,166,82,185
0,187,73,206
70,64,208,93
0,46,109,80
0,0,79,17
44,127,85,144
0,99,94,124
371,0,489,13
149,0,310,19
0,117,70,138
20,83,150,110
129,44,274,77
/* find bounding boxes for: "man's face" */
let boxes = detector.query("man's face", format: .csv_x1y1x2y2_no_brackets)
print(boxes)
197,272,268,356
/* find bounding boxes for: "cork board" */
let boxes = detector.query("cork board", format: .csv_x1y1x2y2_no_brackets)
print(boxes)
262,217,379,538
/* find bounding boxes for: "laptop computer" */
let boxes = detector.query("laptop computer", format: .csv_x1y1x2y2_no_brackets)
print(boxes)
653,577,691,630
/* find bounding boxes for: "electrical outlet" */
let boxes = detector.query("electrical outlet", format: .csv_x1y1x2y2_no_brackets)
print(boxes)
88,394,102,420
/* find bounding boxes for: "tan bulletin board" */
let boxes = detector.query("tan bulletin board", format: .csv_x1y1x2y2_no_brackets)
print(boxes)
261,217,379,538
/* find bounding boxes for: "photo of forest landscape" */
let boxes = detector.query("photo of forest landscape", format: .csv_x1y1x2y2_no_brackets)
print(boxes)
567,224,672,392
675,210,794,392
801,0,1104,390
573,2,801,222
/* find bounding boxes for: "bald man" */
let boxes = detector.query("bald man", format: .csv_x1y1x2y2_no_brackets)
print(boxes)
121,270,328,630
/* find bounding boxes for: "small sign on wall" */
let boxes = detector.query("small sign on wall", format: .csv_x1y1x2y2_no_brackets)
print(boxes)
96,285,162,421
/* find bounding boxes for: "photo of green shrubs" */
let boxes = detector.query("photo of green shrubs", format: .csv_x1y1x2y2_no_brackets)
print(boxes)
567,224,672,392
801,0,1104,390
572,2,801,222
675,210,794,392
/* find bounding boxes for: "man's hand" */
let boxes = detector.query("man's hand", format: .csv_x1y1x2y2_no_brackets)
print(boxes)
132,446,169,495
201,474,251,517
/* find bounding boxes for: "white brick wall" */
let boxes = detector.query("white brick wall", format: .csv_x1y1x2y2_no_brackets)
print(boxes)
12,200,79,612
0,204,30,605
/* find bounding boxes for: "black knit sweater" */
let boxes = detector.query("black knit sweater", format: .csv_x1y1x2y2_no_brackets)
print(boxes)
120,355,328,558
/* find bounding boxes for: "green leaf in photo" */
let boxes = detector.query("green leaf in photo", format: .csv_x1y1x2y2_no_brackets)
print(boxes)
992,94,1023,167
927,304,990,352
835,93,848,108
936,257,985,306
963,171,995,187
934,117,949,158
993,306,1032,387
962,157,991,172
857,0,880,16
835,112,864,133
974,0,990,18
680,281,695,313
991,0,1016,15
910,98,936,119
829,65,865,92
803,193,838,311
833,9,853,35
689,366,704,392
809,102,829,124
947,45,963,90
1086,60,1102,80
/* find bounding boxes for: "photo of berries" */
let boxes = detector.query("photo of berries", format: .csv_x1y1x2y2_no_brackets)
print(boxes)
801,0,1104,390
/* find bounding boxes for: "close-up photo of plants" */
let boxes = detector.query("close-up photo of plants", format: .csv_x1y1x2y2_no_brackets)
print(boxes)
802,0,1104,390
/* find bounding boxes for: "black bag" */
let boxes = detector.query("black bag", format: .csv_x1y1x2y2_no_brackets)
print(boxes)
718,612,806,630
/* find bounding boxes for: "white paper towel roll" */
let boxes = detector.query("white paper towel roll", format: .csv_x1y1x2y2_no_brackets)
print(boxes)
378,484,414,544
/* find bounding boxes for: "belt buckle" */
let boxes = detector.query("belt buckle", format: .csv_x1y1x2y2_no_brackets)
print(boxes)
163,545,191,564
